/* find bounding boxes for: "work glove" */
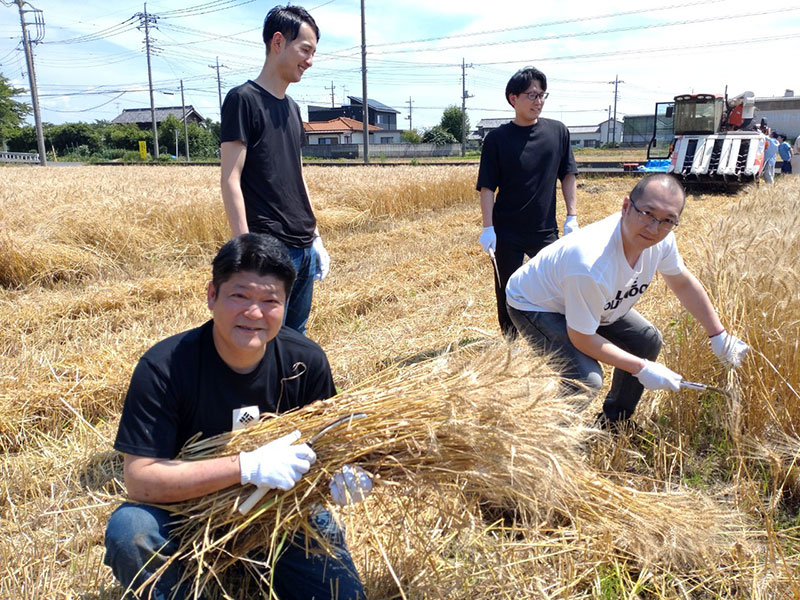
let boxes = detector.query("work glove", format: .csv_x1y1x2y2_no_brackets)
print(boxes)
239,430,316,491
312,235,330,281
329,464,373,506
479,226,496,253
634,360,682,391
563,215,579,236
709,330,749,368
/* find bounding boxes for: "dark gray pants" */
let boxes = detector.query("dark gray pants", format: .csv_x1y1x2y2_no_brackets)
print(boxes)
507,306,662,421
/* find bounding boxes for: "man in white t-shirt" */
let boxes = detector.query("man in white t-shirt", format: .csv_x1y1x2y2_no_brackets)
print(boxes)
505,174,749,425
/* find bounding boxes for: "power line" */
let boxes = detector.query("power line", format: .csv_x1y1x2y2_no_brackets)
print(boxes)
330,0,727,53
44,16,137,45
473,31,800,66
158,0,256,19
370,6,800,55
41,90,126,113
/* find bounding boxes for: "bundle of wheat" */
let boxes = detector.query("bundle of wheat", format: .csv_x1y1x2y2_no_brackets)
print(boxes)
129,342,752,598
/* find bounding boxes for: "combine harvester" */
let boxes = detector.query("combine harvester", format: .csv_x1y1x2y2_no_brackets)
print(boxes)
646,91,768,190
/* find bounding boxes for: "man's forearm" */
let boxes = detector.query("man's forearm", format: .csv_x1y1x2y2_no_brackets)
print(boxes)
124,454,241,504
221,183,249,236
561,172,577,216
567,327,645,374
302,174,320,237
479,187,495,227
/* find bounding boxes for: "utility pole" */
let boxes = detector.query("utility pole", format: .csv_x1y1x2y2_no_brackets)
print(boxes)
325,80,336,107
15,0,46,165
406,96,413,131
608,75,624,147
341,85,348,105
360,0,368,164
461,57,473,157
209,56,226,117
137,3,159,158
180,79,189,162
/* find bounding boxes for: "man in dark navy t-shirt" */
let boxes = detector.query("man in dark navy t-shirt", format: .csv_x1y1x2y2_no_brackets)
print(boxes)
220,5,328,336
104,234,367,600
476,66,579,338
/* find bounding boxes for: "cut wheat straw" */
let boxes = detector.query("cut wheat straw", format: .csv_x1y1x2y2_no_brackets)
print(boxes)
134,342,755,599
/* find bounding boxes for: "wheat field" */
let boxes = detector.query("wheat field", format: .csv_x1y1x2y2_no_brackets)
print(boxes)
1,164,799,599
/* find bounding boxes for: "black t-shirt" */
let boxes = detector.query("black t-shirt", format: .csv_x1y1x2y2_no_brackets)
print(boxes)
114,321,336,459
220,80,316,248
476,118,578,245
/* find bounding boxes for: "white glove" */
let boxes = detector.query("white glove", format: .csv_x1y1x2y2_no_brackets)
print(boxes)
329,464,373,506
709,330,749,368
634,360,682,391
312,235,330,281
563,215,579,235
239,430,316,491
479,226,496,253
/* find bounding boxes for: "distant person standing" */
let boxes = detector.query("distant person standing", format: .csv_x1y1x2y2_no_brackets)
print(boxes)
476,66,579,338
777,133,793,175
762,130,778,184
220,5,329,336
792,136,800,175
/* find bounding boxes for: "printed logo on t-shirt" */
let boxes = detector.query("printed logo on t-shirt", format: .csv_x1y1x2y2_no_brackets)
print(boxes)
604,279,649,311
232,406,260,431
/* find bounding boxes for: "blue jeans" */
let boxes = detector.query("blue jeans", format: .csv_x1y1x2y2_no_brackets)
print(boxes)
507,306,662,421
284,245,318,336
104,503,364,600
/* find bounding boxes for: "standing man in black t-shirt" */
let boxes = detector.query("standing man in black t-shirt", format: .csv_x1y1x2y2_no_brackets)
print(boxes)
104,234,369,600
220,5,328,336
476,66,579,338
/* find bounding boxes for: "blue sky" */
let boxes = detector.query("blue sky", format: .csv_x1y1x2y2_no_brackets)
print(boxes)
2,0,799,130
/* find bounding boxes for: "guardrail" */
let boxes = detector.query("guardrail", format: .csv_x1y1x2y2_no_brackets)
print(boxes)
0,151,40,163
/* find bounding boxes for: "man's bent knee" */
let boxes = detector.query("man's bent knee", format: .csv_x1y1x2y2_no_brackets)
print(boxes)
582,371,604,393
643,326,663,360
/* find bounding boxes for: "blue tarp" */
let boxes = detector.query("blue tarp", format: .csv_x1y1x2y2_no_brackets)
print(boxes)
637,159,671,172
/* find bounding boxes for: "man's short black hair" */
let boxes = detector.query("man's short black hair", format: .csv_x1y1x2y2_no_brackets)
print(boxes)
212,233,296,296
630,174,687,213
263,4,319,51
505,66,547,107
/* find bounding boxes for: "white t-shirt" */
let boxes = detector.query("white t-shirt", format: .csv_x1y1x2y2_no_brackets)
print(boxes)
505,212,684,334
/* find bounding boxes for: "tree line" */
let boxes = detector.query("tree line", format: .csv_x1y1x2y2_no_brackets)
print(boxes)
4,114,221,162
2,72,472,160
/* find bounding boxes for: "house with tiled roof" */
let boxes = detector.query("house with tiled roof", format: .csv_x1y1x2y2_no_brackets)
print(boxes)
307,97,403,143
303,117,382,145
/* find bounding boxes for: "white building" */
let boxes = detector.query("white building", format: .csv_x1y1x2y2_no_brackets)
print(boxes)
568,119,624,148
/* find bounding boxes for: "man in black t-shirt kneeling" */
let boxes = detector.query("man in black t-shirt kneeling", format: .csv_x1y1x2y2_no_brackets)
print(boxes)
477,66,580,338
104,233,367,600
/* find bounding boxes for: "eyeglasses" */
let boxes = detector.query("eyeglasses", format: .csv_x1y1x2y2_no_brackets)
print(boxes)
522,91,549,102
628,197,680,231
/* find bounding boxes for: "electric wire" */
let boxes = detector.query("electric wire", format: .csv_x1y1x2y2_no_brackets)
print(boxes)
368,6,800,56
329,0,730,53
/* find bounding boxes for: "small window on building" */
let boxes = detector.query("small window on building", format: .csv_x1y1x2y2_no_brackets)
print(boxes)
380,136,392,144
